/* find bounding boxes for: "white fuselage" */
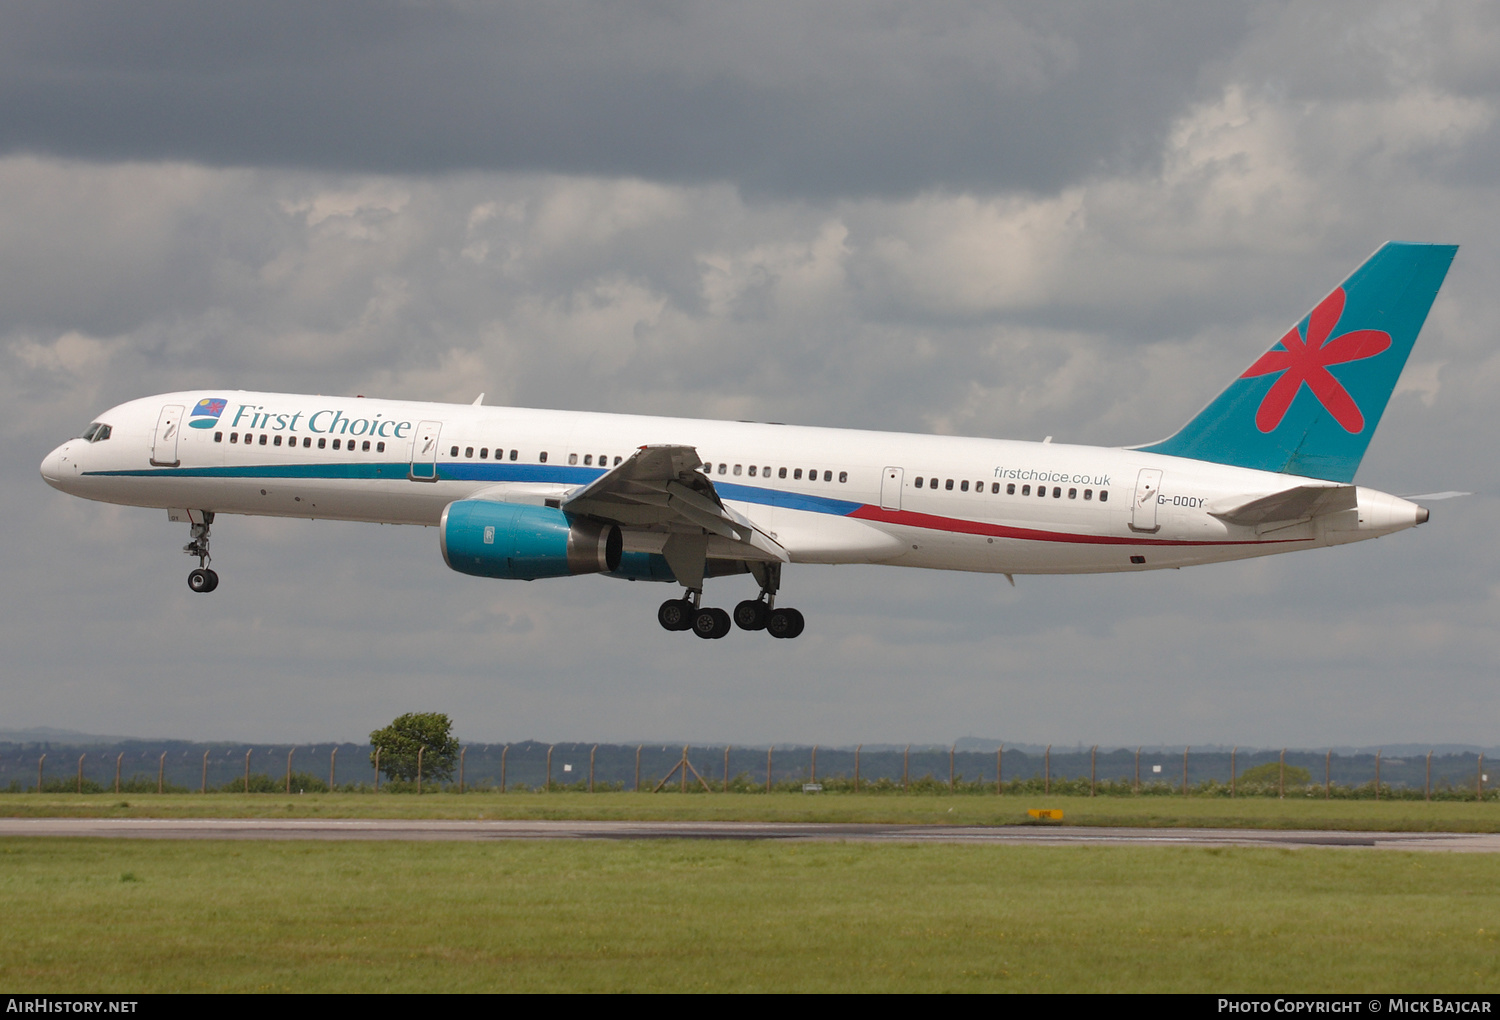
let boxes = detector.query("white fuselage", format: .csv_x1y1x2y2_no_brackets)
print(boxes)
40,390,1426,577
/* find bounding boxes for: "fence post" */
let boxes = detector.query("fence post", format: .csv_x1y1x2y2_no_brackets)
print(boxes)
949,744,955,792
1230,747,1237,798
1479,753,1485,802
1090,745,1097,797
1425,750,1432,802
158,752,166,794
244,749,251,793
37,754,44,793
1182,747,1190,797
330,747,338,793
374,747,381,793
116,752,123,795
634,745,640,793
201,750,208,794
903,745,910,792
1325,750,1331,800
680,746,688,793
723,746,730,794
589,745,596,794
501,745,508,793
811,745,818,785
460,747,467,794
1134,747,1140,793
1045,745,1051,794
78,754,85,794
416,746,424,795
285,748,293,795
766,746,773,793
1278,748,1285,800
546,745,553,793
1375,749,1382,801
854,745,861,793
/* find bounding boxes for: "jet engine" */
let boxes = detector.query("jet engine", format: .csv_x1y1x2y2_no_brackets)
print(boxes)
440,500,621,580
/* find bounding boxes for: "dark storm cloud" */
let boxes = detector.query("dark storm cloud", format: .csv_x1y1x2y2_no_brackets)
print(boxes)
0,1,1256,197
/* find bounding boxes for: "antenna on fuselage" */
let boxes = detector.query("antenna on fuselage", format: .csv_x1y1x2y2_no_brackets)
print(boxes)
472,393,485,406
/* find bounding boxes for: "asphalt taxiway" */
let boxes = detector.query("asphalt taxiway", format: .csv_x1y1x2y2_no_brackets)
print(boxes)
2,818,1497,850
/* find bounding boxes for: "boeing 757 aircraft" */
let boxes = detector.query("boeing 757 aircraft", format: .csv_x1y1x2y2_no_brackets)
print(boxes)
41,242,1455,640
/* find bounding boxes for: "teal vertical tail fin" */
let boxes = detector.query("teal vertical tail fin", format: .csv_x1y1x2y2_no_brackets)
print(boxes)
1135,242,1457,482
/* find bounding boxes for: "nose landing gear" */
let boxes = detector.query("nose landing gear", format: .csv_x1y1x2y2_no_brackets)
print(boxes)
183,511,219,593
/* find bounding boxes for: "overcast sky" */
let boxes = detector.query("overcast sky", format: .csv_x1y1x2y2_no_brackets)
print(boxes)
4,1,1499,748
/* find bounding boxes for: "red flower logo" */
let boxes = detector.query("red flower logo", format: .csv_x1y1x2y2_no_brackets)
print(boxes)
1241,287,1390,433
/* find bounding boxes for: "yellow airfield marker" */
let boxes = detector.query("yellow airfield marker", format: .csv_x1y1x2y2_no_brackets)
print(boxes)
1027,809,1064,820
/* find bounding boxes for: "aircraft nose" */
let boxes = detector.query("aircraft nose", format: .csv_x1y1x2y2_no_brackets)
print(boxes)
40,442,72,489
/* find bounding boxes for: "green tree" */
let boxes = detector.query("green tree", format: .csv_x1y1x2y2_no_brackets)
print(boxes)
369,713,460,782
1238,762,1312,786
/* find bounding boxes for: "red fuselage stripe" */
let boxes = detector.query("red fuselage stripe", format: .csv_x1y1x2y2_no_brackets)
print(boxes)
846,505,1299,547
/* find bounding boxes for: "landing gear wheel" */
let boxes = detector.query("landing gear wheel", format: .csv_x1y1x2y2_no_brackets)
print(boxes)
767,607,805,639
734,599,769,631
658,598,695,631
202,568,219,592
188,568,217,594
692,607,732,639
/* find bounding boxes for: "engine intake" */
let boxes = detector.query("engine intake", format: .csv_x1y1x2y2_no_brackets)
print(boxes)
440,500,622,580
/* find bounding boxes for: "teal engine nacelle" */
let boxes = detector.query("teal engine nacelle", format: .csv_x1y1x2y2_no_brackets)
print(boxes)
440,500,622,580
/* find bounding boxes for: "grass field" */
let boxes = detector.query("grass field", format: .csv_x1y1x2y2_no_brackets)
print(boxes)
2,791,1497,830
2,837,1496,992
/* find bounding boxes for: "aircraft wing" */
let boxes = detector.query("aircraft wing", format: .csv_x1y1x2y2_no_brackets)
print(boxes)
1209,484,1358,527
562,445,789,564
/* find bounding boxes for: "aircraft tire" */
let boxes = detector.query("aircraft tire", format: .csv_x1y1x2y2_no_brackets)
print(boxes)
657,598,694,631
203,568,220,592
692,608,731,639
188,568,214,594
733,599,768,631
767,608,804,639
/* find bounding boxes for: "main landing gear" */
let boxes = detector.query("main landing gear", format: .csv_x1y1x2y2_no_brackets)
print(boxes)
183,511,219,593
656,564,805,640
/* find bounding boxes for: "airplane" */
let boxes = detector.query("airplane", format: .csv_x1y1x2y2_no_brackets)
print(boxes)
40,241,1456,641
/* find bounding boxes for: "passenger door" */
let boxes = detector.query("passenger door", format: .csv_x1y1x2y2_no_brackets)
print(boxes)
150,405,184,467
880,467,904,511
1130,468,1163,532
408,420,442,481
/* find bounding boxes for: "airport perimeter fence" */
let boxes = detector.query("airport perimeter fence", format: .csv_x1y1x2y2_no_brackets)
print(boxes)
0,740,1495,800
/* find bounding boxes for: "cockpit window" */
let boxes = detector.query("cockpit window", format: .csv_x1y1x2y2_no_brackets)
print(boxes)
80,423,112,443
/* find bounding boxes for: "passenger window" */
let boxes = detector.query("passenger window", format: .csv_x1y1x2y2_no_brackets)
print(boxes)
1068,488,1077,499
614,456,622,465
376,442,385,453
778,467,787,479
1051,486,1060,498
915,476,923,488
363,441,372,452
839,471,847,483
794,469,803,480
274,435,282,447
823,471,832,482
718,464,727,475
480,448,488,459
748,465,757,477
1084,489,1093,500
539,452,548,463
1007,483,1015,494
991,483,999,494
583,454,592,466
467,447,475,458
214,432,223,443
259,435,268,446
945,479,954,491
568,452,577,465
733,464,742,476
318,438,326,449
450,446,459,457
229,433,238,444
1100,490,1108,502
303,437,311,448
762,466,770,476
960,480,969,492
332,439,340,450
599,454,606,465
510,450,518,461
1022,484,1030,495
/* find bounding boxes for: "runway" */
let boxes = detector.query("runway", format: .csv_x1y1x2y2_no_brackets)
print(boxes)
3,817,1498,850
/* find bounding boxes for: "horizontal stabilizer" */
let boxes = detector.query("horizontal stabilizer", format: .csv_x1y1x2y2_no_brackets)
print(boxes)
1209,485,1357,527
